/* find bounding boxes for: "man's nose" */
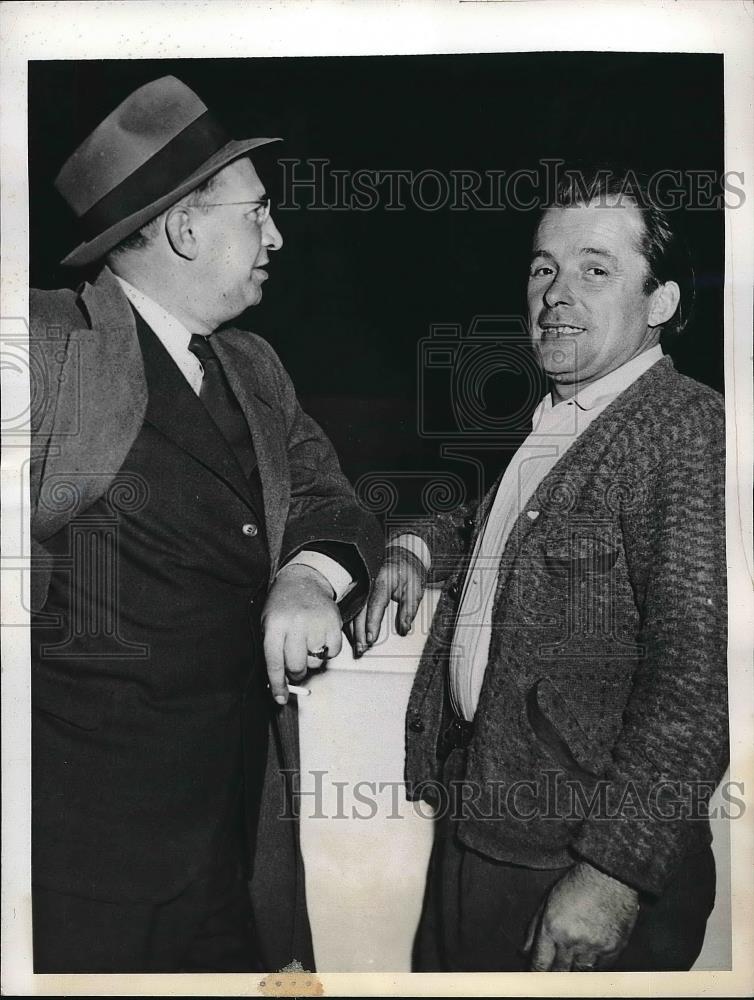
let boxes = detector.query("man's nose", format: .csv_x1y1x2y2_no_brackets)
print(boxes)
543,270,575,308
263,213,283,251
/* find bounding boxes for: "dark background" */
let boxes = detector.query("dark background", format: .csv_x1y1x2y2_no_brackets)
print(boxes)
29,53,725,511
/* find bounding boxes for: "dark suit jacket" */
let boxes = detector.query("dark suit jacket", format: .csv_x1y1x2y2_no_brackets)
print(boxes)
30,267,379,616
405,358,728,897
29,267,383,967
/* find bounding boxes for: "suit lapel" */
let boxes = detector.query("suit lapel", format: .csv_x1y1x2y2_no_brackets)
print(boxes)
211,333,288,571
132,310,258,511
40,268,275,541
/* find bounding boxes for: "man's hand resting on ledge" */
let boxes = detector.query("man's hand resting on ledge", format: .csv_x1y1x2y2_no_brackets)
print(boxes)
352,546,428,656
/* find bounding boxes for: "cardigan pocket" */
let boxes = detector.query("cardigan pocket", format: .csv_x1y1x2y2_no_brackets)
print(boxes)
542,531,620,580
524,677,609,781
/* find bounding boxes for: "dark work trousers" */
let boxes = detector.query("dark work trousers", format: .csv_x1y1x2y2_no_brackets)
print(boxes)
413,745,717,972
33,797,261,973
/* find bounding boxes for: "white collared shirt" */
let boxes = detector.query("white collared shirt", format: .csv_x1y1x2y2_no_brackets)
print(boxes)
396,345,664,721
116,275,204,394
116,275,353,602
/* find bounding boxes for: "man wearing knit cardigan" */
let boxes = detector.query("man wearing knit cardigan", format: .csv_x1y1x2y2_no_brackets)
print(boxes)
357,168,727,972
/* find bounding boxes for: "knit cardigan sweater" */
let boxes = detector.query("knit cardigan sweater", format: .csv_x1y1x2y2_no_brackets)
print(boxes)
404,357,728,897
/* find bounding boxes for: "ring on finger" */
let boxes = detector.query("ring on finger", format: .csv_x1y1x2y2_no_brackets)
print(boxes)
306,644,329,660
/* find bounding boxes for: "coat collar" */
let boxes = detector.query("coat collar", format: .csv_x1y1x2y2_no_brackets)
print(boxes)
79,264,144,346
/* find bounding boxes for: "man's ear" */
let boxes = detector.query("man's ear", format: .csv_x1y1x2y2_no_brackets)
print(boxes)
165,206,199,261
648,280,681,329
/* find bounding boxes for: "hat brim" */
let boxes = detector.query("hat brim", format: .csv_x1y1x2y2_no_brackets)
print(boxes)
61,136,282,267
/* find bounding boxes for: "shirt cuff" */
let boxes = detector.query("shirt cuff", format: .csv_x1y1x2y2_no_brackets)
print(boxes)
279,550,355,603
389,533,432,573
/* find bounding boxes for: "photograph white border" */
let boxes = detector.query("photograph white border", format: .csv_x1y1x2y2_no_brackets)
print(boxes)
2,1,752,995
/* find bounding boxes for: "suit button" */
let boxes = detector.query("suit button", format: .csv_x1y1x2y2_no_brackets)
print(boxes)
409,717,425,733
242,523,258,537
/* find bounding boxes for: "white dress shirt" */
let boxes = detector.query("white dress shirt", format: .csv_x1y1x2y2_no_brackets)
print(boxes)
116,276,204,393
395,345,664,721
115,275,353,601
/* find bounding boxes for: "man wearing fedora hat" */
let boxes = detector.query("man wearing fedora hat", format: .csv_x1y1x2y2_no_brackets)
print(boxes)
29,76,381,973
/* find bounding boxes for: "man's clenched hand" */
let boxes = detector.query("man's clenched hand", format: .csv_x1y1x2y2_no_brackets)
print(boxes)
523,861,640,971
262,564,342,704
352,546,427,656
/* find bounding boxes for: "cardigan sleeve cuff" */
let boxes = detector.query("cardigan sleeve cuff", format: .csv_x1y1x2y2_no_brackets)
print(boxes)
388,533,432,573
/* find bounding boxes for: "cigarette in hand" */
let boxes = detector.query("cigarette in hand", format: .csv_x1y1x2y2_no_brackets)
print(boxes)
286,684,311,697
266,682,312,700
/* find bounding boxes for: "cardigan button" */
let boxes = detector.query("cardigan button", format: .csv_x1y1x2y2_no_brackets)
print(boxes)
449,581,461,600
464,516,476,531
241,523,258,537
409,717,425,733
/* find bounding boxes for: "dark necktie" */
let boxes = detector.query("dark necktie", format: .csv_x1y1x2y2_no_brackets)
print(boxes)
188,334,257,478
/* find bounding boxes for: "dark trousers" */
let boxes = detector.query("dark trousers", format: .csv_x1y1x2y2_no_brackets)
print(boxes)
413,746,717,972
33,805,261,974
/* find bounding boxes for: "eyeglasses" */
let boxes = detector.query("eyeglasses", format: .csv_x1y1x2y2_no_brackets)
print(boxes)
200,195,272,225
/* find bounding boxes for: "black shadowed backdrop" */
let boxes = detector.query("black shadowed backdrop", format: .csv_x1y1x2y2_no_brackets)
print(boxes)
29,54,725,512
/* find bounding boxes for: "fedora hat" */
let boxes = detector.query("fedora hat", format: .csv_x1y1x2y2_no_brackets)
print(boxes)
55,76,281,267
